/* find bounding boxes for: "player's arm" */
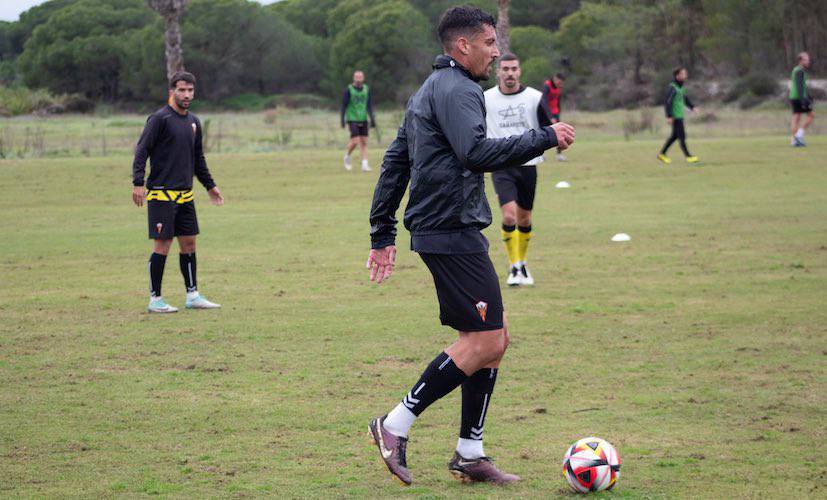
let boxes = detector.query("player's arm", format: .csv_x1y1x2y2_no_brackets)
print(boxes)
437,86,571,173
340,89,350,128
193,118,223,206
664,86,676,121
537,99,552,127
685,93,696,112
795,70,808,105
367,117,410,284
131,114,160,206
367,90,377,128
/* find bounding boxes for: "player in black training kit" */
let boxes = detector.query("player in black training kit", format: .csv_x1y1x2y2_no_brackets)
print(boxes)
132,71,224,313
365,6,575,487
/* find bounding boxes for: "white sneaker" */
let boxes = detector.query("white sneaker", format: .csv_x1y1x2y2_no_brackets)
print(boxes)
519,263,534,286
344,154,352,171
148,297,178,313
507,265,522,286
556,153,567,162
361,160,371,172
185,293,221,309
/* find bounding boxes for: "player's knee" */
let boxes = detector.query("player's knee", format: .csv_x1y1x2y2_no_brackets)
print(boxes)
517,214,531,227
153,239,172,254
178,237,196,253
502,212,517,226
482,330,507,362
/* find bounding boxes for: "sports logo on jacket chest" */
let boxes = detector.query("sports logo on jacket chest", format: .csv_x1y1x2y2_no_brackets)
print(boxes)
191,123,197,135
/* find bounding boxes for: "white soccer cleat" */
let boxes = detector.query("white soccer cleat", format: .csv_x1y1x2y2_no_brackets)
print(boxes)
556,153,567,162
361,160,372,172
344,154,352,170
185,294,221,309
507,265,522,286
519,264,534,286
148,297,178,314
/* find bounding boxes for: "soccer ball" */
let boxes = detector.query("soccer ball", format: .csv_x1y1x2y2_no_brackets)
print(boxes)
563,437,621,493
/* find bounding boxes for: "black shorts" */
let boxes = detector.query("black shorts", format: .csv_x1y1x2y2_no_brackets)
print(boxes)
420,252,504,332
790,99,813,114
348,121,369,138
147,200,199,239
491,166,537,210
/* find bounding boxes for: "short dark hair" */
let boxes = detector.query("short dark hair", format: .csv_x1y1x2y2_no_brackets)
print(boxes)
673,66,687,77
170,71,196,89
437,5,496,50
554,73,566,81
499,53,518,63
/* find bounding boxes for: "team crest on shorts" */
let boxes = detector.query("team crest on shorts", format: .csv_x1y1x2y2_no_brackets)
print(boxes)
156,222,163,234
475,301,488,322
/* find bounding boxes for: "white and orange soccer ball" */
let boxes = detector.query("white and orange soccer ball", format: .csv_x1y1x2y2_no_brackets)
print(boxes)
562,437,621,493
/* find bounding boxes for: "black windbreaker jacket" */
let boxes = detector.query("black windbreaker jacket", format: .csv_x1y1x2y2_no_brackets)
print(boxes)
369,55,557,254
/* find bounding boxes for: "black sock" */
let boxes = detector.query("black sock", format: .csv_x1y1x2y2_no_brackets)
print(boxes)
460,368,498,440
502,223,516,232
518,225,531,233
402,352,467,416
179,252,197,293
148,253,167,298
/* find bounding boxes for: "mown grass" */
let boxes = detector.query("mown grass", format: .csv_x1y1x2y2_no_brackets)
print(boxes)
0,104,821,158
0,125,825,497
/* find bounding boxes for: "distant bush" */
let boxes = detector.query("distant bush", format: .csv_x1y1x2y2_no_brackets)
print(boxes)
62,95,96,113
220,93,275,112
622,108,655,139
220,93,333,111
0,86,95,116
270,94,333,109
724,73,779,103
738,91,763,109
808,87,826,101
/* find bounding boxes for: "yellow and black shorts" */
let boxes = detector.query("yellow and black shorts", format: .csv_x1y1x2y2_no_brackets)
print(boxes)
146,189,198,239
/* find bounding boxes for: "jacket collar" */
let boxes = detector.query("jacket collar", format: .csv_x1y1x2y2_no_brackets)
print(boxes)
433,55,478,82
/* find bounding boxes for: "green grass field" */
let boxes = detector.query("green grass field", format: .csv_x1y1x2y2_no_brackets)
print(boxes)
1,116,826,497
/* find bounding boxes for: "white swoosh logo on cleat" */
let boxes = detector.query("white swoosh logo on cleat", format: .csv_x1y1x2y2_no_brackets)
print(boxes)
376,426,393,459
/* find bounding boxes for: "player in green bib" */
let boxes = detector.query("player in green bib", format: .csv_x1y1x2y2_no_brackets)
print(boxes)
658,67,699,165
789,52,814,147
341,70,377,171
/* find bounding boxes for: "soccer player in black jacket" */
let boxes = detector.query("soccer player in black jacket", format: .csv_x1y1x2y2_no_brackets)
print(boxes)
365,6,575,486
132,72,224,313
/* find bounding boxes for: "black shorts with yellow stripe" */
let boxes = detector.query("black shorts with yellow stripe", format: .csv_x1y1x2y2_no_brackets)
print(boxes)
146,189,199,239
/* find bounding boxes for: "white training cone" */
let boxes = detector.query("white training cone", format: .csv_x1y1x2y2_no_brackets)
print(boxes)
611,233,631,242
555,181,571,188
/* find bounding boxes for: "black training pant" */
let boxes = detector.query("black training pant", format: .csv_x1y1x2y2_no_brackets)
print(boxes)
661,118,691,156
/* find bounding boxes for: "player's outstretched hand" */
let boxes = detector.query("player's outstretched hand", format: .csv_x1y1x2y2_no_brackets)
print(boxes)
366,245,396,284
550,122,575,151
667,117,674,125
132,186,146,207
208,187,224,206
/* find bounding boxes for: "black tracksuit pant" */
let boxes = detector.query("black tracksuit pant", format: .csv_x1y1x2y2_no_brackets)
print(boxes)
661,118,691,156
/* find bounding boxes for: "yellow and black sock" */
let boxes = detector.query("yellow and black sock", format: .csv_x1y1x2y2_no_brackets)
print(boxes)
517,225,532,263
501,224,519,266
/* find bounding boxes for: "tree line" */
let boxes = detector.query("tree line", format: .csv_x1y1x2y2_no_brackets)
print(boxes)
0,0,824,109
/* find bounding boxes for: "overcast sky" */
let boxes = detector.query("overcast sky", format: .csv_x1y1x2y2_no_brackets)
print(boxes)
0,0,282,22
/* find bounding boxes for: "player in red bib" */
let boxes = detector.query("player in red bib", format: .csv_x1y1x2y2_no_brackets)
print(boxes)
542,73,566,161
